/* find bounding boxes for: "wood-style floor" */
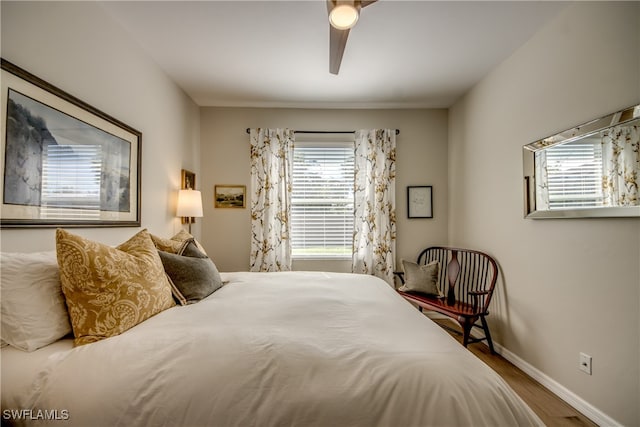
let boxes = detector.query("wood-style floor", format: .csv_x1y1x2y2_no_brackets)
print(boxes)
432,319,598,427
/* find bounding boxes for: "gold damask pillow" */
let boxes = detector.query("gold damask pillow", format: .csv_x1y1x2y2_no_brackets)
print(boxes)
150,233,191,254
56,229,175,346
151,230,208,255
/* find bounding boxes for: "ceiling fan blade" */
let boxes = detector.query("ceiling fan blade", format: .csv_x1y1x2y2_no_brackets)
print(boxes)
326,0,336,15
327,0,376,74
329,24,350,75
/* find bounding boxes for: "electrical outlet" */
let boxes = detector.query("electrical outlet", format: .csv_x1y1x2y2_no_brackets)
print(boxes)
579,352,592,375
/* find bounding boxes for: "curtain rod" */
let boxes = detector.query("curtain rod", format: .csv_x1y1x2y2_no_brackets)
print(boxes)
245,128,400,135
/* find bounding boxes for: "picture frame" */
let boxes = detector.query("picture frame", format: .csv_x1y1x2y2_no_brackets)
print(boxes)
407,186,433,218
1,59,141,228
180,169,196,224
214,185,246,208
181,169,196,190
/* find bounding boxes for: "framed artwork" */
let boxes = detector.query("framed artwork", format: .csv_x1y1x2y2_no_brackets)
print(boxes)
214,185,245,208
180,169,196,224
407,186,433,218
1,59,141,228
181,169,196,190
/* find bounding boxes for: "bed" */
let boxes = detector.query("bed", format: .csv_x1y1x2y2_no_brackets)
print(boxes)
2,265,543,426
2,230,543,426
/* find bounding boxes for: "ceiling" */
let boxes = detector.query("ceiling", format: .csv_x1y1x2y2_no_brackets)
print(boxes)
100,1,568,109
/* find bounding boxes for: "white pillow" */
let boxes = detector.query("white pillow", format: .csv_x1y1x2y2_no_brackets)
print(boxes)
1,251,71,351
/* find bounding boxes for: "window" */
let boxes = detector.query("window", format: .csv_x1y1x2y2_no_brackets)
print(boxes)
544,138,604,209
291,141,354,259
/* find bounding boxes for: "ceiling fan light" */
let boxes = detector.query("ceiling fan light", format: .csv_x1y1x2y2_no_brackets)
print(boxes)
329,4,359,30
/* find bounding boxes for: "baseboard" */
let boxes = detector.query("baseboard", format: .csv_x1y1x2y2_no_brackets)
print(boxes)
423,313,621,426
492,342,622,427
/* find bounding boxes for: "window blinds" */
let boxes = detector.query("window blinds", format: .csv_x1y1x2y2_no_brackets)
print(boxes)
291,142,355,259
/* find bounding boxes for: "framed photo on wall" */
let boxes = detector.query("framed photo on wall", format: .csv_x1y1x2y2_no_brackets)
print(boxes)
0,59,142,228
407,186,433,218
181,169,196,190
180,169,197,225
214,185,245,208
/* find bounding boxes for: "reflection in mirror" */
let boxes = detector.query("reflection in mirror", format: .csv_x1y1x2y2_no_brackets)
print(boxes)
523,105,640,218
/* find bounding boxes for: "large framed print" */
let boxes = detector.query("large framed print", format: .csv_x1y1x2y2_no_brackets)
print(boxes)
1,59,141,228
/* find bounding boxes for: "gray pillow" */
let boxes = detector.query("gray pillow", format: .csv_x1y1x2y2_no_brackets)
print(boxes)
181,240,209,258
398,259,443,297
158,244,222,305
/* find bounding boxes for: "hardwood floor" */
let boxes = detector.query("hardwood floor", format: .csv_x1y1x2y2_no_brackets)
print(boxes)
432,319,598,427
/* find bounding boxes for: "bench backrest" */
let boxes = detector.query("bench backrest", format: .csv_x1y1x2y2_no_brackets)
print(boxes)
417,246,498,313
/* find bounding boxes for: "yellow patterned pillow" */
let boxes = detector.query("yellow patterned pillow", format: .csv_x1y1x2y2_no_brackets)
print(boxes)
150,233,191,254
56,229,175,346
151,230,207,255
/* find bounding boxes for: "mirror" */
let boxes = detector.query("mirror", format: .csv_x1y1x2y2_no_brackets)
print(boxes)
523,105,640,218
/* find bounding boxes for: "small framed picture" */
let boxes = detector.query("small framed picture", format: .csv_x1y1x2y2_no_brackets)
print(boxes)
181,169,196,190
214,185,246,208
407,186,433,218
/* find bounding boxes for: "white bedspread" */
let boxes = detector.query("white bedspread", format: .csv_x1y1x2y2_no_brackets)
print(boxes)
2,271,543,426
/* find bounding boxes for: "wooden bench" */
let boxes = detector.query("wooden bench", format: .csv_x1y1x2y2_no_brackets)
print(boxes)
395,246,498,354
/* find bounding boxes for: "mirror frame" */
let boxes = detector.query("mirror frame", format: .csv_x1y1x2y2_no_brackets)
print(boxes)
523,104,640,219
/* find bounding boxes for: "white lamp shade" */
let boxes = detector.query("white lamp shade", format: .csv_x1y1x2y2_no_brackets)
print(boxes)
329,4,359,30
177,189,203,218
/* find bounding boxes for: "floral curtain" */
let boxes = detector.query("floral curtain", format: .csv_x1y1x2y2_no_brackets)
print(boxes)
352,129,396,285
249,128,295,271
601,124,640,206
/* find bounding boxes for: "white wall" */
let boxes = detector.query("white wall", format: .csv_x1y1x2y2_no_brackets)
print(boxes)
0,1,200,251
449,2,639,425
199,107,448,272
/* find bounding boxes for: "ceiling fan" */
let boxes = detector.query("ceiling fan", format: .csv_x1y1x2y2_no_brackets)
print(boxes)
326,0,378,75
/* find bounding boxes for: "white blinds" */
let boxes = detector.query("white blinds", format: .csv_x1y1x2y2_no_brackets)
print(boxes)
291,141,355,259
545,139,603,209
41,144,102,219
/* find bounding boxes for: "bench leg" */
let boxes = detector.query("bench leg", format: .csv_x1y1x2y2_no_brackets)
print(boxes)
480,315,495,354
461,319,473,348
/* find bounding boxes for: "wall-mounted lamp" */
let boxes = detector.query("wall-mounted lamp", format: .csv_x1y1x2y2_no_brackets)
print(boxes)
177,189,203,234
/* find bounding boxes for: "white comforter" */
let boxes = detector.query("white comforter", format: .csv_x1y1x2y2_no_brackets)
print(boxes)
2,272,543,427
